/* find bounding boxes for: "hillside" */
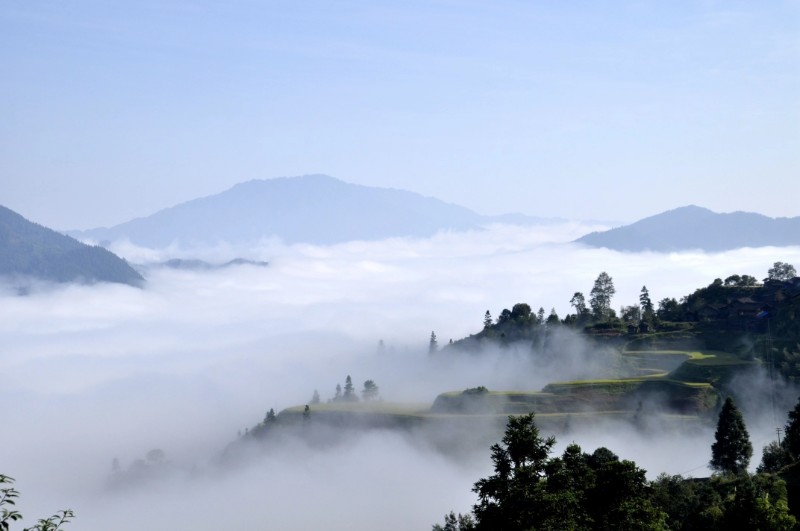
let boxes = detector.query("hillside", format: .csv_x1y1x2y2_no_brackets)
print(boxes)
575,205,800,251
0,205,143,287
73,174,555,247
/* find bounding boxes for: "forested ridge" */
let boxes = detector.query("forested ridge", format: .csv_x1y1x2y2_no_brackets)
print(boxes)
0,205,142,287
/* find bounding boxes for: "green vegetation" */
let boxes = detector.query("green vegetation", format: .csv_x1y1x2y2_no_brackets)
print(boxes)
435,413,796,531
0,475,73,531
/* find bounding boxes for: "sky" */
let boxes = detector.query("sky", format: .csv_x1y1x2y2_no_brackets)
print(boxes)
2,0,799,230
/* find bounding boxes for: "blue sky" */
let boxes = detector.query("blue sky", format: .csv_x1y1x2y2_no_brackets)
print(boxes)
2,0,798,229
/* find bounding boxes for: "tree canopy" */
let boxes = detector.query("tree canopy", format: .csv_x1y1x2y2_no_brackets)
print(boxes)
710,397,753,475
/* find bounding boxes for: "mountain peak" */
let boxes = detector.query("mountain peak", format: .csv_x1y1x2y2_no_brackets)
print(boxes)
576,205,800,252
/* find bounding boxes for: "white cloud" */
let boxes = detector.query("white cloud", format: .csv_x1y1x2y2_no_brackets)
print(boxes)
3,226,800,529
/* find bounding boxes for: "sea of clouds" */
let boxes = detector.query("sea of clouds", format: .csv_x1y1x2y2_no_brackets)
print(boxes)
3,223,800,530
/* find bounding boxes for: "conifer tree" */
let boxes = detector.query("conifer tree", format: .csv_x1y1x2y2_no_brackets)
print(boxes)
483,311,492,329
343,375,357,401
784,396,800,459
429,331,438,353
710,397,753,475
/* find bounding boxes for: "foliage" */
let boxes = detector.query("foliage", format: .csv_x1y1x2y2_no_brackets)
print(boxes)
432,511,475,531
783,395,800,460
570,292,588,316
429,331,439,353
362,380,379,401
0,475,73,531
483,311,492,329
468,413,666,530
768,262,797,282
758,441,791,474
710,397,753,475
640,286,656,325
650,472,795,530
343,375,358,402
590,272,616,321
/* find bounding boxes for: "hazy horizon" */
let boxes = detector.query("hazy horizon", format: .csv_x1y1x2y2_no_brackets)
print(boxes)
3,1,799,230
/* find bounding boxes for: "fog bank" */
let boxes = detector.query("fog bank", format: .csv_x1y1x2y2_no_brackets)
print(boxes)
3,225,800,529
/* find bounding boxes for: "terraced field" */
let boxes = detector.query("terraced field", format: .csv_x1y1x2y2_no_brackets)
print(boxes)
274,340,759,432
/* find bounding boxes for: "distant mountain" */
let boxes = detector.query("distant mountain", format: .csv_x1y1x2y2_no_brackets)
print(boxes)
136,258,269,273
575,205,800,252
74,175,557,247
0,205,143,286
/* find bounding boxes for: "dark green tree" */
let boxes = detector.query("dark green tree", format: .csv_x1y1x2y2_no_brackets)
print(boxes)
783,395,800,459
472,413,556,530
510,303,532,323
265,408,276,424
432,511,475,531
570,292,587,316
546,308,560,326
362,380,379,401
429,331,439,353
710,397,753,475
768,262,797,282
536,307,545,326
757,441,790,473
640,286,655,324
656,297,681,322
343,375,357,401
590,272,616,320
483,311,492,329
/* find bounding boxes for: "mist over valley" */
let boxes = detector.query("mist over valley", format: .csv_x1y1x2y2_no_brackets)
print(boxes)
4,218,800,529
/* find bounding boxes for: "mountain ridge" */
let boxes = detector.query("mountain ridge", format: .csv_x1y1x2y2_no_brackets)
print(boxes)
73,174,560,247
575,205,800,251
0,205,144,287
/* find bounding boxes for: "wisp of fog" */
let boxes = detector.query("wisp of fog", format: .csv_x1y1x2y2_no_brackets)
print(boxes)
3,224,800,530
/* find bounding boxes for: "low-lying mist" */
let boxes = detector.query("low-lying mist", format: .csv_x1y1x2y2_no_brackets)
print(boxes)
3,224,800,529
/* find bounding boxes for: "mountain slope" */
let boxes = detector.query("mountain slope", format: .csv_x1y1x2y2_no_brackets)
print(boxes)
0,205,143,286
575,205,800,251
74,175,552,247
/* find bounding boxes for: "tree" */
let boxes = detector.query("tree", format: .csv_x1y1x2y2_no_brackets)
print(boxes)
783,395,800,459
265,408,277,424
536,307,545,326
1,475,73,531
467,414,666,530
570,292,587,315
710,397,753,475
362,380,379,401
590,272,616,320
333,384,342,402
483,311,492,329
432,512,475,531
768,262,797,282
620,305,642,324
472,413,556,530
657,297,681,322
429,331,439,353
546,308,560,326
310,389,320,405
343,375,357,401
757,441,790,473
640,286,655,324
510,303,532,323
